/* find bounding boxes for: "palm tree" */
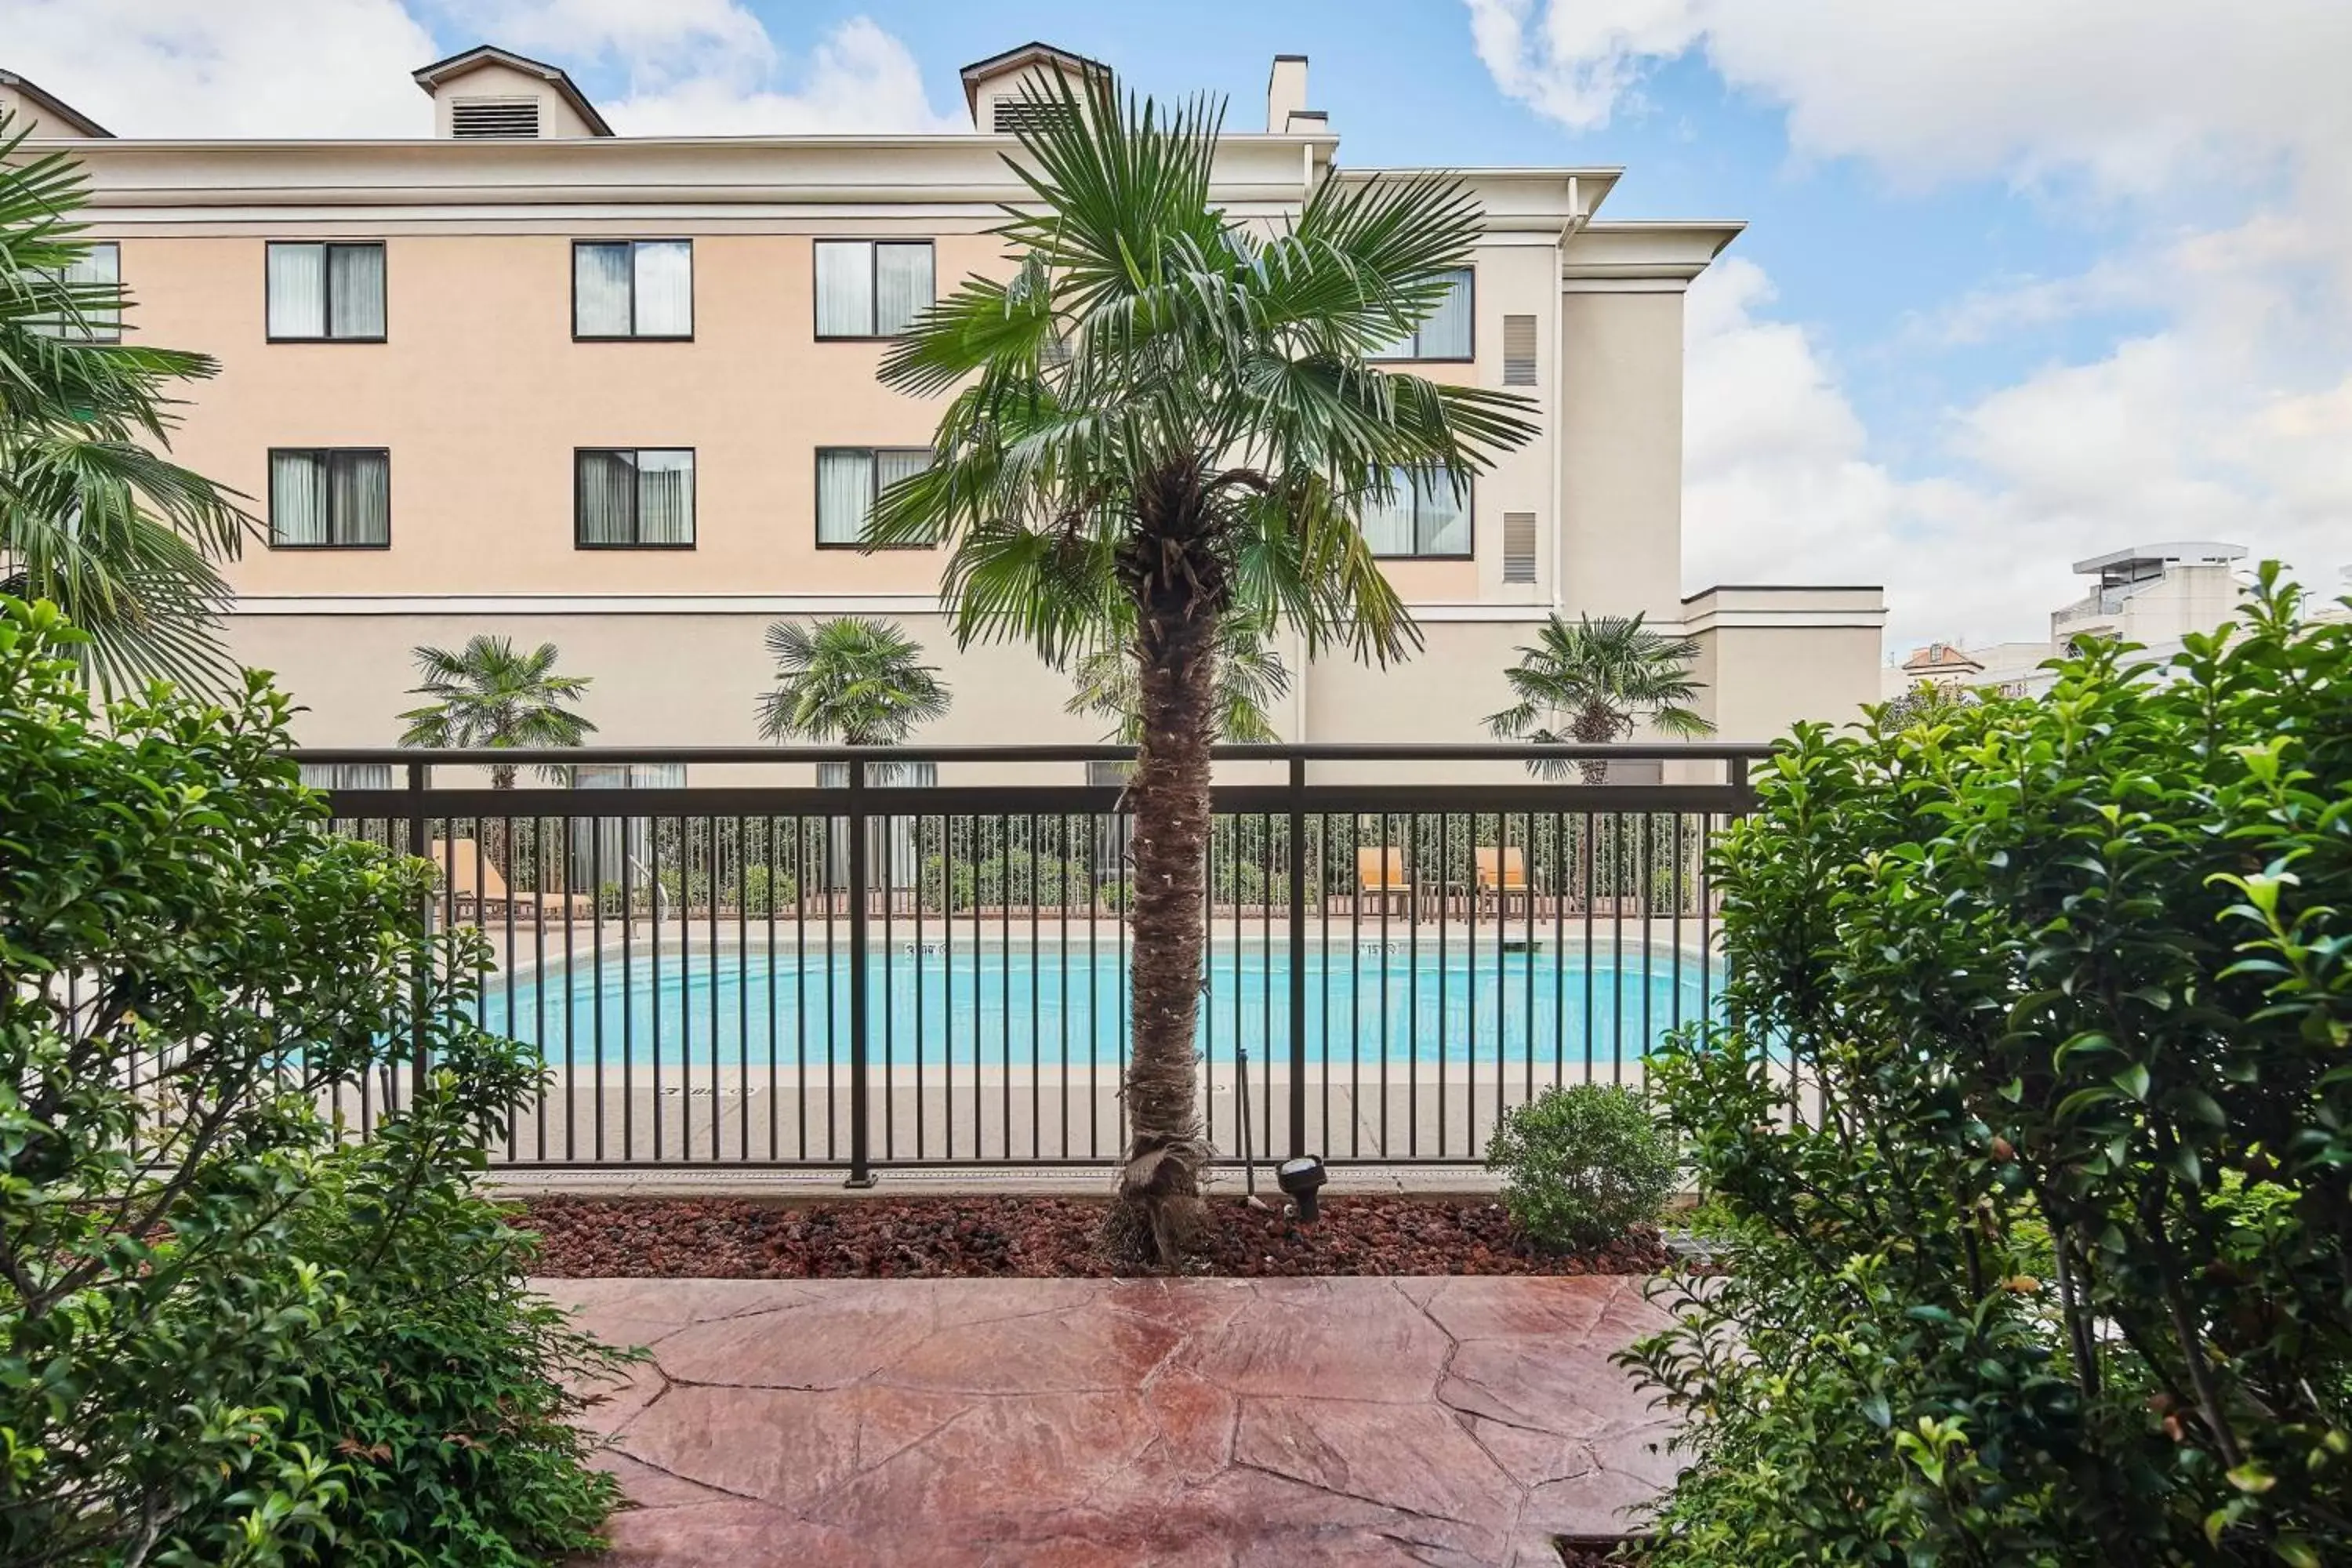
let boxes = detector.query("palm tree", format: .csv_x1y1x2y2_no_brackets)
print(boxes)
867,77,1537,1261
0,114,251,695
755,616,951,749
397,636,597,789
1485,613,1713,782
1066,612,1289,745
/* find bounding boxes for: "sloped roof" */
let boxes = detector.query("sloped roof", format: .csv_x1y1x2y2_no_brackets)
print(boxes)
958,41,1109,116
412,44,612,136
0,70,112,137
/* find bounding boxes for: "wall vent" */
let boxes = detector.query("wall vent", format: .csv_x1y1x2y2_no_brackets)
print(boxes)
1502,512,1538,583
989,97,1073,136
452,96,540,139
1503,314,1538,386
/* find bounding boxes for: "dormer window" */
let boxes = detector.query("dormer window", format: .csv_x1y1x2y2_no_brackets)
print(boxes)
958,42,1108,132
412,45,612,140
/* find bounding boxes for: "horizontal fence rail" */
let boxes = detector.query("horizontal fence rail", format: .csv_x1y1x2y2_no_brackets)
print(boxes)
304,743,1768,1179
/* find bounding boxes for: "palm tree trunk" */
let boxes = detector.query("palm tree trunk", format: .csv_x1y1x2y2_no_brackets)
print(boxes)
1115,590,1218,1265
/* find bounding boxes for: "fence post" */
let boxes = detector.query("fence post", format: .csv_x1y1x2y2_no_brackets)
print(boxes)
1287,755,1308,1159
406,759,429,1090
844,760,877,1187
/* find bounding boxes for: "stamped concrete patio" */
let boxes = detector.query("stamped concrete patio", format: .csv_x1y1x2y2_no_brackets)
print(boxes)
550,1272,1678,1566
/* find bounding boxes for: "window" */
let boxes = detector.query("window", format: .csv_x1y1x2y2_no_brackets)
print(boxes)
299,762,394,789
814,240,935,338
815,448,932,546
573,240,692,339
266,241,386,340
1371,267,1472,361
270,449,390,547
34,241,120,341
576,448,695,547
1361,467,1469,559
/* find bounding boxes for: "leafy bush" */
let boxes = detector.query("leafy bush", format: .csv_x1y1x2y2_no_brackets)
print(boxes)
1485,1085,1678,1249
1625,567,2352,1566
0,599,628,1566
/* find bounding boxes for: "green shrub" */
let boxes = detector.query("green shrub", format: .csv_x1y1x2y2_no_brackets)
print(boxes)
1625,566,2352,1566
0,598,629,1566
1485,1085,1677,1250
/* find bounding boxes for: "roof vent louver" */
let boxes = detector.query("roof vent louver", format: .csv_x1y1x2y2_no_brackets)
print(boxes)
1503,513,1538,584
452,96,540,138
1503,315,1538,386
989,97,1073,136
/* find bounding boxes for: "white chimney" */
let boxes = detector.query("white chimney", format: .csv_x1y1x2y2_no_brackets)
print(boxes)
1267,54,1308,132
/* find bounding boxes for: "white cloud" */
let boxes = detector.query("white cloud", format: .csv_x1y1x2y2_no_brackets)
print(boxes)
0,1,962,137
1469,0,2352,644
430,4,967,134
1,0,437,136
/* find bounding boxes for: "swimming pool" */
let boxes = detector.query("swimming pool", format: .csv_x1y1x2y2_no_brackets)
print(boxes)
477,941,1714,1071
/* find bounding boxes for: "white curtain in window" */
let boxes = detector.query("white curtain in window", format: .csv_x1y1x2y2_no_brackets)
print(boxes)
633,241,691,336
875,448,932,528
816,449,876,543
578,450,637,543
574,243,633,336
635,449,694,544
330,452,390,545
873,243,932,336
1359,469,1416,555
1418,269,1473,358
815,241,873,336
1415,468,1467,555
267,244,326,338
270,452,328,545
62,243,120,341
328,245,385,338
299,762,394,789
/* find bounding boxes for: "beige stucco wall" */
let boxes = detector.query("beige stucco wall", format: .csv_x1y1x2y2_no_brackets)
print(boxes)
1,85,98,139
1558,290,1684,619
1689,622,1884,742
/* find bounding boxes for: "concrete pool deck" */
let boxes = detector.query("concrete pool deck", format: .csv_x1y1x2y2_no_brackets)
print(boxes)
552,1272,1679,1566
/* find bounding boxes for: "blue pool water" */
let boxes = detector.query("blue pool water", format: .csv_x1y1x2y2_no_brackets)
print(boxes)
477,942,1714,1070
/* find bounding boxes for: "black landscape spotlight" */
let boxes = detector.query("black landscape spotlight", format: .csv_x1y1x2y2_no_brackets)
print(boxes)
1276,1156,1328,1223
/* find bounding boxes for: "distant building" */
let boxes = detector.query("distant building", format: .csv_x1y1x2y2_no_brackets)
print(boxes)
1888,542,2251,701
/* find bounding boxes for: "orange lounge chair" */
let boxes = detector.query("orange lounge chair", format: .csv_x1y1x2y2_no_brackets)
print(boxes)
1475,847,1535,917
429,837,593,924
1356,847,1410,918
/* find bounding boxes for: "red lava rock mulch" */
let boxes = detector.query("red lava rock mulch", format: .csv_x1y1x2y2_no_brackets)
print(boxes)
518,1193,1668,1279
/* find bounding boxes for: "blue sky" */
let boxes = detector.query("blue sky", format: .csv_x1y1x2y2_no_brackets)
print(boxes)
11,0,2349,648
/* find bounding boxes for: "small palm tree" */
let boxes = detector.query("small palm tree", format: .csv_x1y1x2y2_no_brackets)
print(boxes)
397,636,597,788
0,114,251,695
868,76,1537,1261
755,616,951,747
1486,613,1712,782
1066,614,1288,745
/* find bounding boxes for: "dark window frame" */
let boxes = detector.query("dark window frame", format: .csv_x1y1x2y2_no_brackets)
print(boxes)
1367,266,1475,365
811,238,937,341
1365,467,1475,562
263,240,389,344
43,240,122,343
813,445,935,550
570,238,696,342
266,447,393,550
573,446,699,550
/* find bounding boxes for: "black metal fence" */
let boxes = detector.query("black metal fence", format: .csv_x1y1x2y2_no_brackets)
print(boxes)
305,743,1764,1179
